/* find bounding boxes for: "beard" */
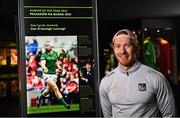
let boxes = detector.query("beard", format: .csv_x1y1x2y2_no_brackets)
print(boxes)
119,59,131,66
45,49,51,53
116,54,135,68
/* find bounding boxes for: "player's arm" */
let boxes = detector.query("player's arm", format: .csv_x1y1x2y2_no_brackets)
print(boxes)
41,60,48,73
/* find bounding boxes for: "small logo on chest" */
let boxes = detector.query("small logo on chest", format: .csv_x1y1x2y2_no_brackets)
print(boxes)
138,83,146,91
112,84,119,93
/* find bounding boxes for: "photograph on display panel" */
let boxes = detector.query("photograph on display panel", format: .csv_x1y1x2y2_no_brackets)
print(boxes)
25,36,79,114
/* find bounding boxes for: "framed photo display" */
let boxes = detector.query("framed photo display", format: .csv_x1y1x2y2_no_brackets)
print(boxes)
18,0,100,117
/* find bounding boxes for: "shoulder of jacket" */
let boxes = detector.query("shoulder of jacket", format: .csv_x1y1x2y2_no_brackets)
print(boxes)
143,65,162,76
142,64,165,82
106,70,115,77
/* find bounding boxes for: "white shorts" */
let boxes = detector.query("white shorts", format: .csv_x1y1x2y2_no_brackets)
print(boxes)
43,73,58,83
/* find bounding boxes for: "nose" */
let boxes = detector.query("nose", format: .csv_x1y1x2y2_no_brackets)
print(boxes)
120,46,126,54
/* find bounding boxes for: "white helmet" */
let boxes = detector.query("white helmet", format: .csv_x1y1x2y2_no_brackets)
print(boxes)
44,41,54,48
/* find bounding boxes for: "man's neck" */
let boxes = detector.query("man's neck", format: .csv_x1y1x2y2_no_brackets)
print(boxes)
119,60,136,71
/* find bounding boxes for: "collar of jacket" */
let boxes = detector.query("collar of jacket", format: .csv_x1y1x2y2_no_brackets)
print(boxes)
117,60,142,74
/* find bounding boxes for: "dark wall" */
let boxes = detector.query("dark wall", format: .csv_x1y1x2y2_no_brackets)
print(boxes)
97,0,180,20
0,0,17,42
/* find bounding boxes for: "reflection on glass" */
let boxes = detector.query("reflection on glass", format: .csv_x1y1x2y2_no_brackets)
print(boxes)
0,81,7,98
11,80,19,97
0,48,7,65
10,49,18,66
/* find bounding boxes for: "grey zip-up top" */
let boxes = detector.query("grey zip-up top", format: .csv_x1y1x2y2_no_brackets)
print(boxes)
99,61,175,117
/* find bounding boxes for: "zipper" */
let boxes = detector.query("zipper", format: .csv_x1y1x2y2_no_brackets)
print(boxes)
126,72,130,101
127,72,129,76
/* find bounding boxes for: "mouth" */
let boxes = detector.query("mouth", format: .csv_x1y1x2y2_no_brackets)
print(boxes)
120,55,129,60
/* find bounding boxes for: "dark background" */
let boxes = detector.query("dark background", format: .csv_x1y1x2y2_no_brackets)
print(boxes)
0,0,180,116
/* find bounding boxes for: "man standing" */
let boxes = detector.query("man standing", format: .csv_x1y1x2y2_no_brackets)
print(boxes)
99,29,176,117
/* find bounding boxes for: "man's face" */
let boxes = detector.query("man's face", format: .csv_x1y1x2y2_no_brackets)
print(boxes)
44,43,52,52
113,35,136,69
85,63,91,69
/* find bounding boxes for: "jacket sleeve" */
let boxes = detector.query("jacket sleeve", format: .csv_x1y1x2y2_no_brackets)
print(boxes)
155,75,176,117
99,79,112,117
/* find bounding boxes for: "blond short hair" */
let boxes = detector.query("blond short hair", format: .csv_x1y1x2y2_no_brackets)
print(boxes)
111,29,140,54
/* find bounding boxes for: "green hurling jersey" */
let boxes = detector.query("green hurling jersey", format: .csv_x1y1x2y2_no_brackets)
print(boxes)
143,37,156,68
41,51,58,74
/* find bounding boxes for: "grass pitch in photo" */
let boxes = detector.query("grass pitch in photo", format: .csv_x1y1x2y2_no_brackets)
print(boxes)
28,104,79,114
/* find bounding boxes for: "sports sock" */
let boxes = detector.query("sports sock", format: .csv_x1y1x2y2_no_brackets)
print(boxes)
59,97,68,106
